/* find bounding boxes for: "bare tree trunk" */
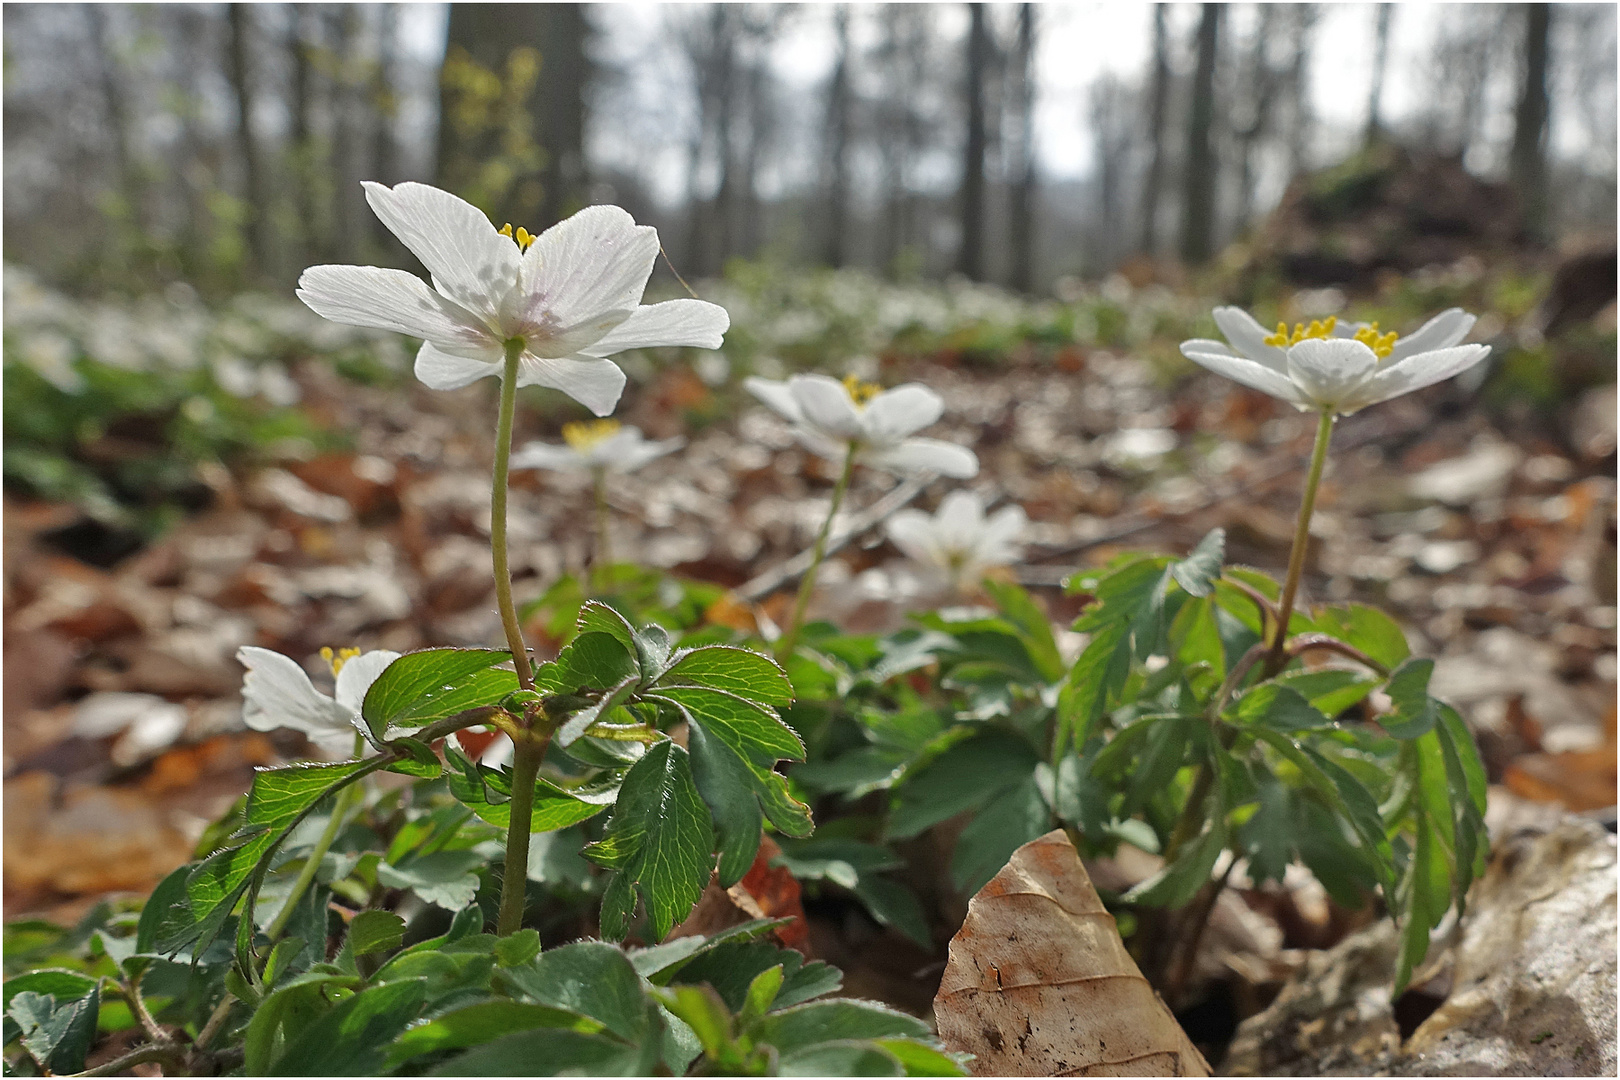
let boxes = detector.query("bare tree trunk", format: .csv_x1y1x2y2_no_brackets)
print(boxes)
535,5,591,228
328,7,364,262
1511,3,1552,242
86,6,143,236
288,5,319,267
227,4,268,276
1364,4,1392,146
1285,5,1316,179
1008,3,1037,293
1137,3,1170,255
822,6,852,267
958,2,989,280
1179,4,1220,265
1235,5,1280,233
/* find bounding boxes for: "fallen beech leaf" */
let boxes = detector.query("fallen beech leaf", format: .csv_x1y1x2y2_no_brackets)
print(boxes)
935,830,1208,1077
664,837,810,952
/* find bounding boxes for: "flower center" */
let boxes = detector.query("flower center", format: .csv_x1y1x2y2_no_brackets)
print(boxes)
1351,322,1399,359
321,646,362,675
499,223,536,251
563,418,622,451
1263,316,1337,348
842,375,883,406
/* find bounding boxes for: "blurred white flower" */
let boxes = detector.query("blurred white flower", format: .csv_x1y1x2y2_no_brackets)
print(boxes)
743,373,978,478
296,182,730,416
510,418,684,474
1180,307,1490,415
237,645,400,757
885,490,1026,588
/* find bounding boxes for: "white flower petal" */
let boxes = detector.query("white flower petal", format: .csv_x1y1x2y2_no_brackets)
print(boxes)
363,182,519,322
791,426,848,463
790,375,864,440
296,265,492,350
334,650,402,714
612,434,685,472
885,509,941,565
1181,344,1310,405
863,438,979,478
744,377,804,423
517,205,660,340
415,342,504,390
510,441,588,472
237,646,352,736
863,384,945,444
1385,308,1476,362
1351,344,1492,412
1213,306,1287,368
578,299,730,357
1286,337,1378,408
979,504,1028,556
516,354,627,417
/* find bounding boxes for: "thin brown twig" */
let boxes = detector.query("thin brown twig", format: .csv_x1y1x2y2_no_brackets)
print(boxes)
66,1042,187,1078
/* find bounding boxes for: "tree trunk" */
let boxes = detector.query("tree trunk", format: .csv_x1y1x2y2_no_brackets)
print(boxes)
1179,4,1220,265
1364,4,1392,146
1285,4,1316,179
288,5,319,267
822,5,852,268
535,5,591,229
328,7,364,262
226,4,269,276
1008,3,1037,293
1137,3,1170,255
86,6,143,236
958,2,989,280
1236,5,1280,232
1511,4,1552,242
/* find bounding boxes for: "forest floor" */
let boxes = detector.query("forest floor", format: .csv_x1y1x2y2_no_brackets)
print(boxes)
3,259,1616,1067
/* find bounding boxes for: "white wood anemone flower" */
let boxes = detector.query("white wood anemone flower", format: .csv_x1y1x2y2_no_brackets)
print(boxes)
237,645,401,758
296,182,730,416
509,418,684,474
743,373,979,478
1180,307,1490,415
886,490,1026,588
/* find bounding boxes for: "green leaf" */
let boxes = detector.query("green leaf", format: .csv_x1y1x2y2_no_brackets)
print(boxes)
3,970,97,1010
850,877,933,949
888,731,1041,840
585,741,716,941
555,673,641,748
348,910,405,956
778,1040,904,1076
1055,621,1132,754
499,941,651,1044
246,760,372,828
687,720,768,887
658,646,795,705
577,600,639,654
751,999,931,1053
386,736,443,778
1436,704,1487,816
1381,659,1437,738
873,1038,970,1077
376,851,484,911
656,984,734,1057
1231,683,1332,731
1252,729,1395,895
628,920,797,985
669,942,842,1013
8,985,98,1075
1308,604,1410,671
494,929,542,968
1272,669,1378,717
429,1027,655,1077
445,746,614,833
1172,528,1225,597
1124,814,1228,908
360,648,517,739
384,1001,604,1072
982,579,1065,683
560,631,639,691
950,777,1051,895
135,863,193,955
741,965,786,1023
648,686,805,762
270,977,429,1075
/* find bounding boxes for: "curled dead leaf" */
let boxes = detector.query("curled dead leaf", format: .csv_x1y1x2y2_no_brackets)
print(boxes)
935,830,1209,1077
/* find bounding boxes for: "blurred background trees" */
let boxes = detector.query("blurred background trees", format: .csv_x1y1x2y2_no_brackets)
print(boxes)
3,3,1614,297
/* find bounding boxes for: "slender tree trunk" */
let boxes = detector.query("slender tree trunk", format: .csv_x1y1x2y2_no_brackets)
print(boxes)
1236,5,1279,232
1138,3,1170,255
227,4,269,276
535,5,591,228
329,7,364,262
1511,4,1552,242
958,2,989,280
1286,5,1315,179
823,6,852,267
289,5,319,267
86,6,143,237
1008,3,1037,293
1179,4,1220,265
1364,4,1392,146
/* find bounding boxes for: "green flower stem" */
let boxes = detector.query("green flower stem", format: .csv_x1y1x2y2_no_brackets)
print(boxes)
778,444,858,661
493,337,536,694
496,733,548,936
592,467,613,594
1266,409,1336,677
265,733,365,942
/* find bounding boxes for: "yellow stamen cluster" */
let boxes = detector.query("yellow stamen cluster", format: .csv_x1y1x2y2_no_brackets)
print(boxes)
320,646,362,675
1263,316,1338,348
842,374,883,406
562,418,622,450
499,223,536,251
1352,322,1399,359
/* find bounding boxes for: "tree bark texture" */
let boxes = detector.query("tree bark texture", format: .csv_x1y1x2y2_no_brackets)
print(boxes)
1179,4,1220,265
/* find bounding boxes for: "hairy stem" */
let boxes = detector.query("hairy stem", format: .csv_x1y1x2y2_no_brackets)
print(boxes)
1267,409,1335,677
493,338,535,692
496,733,548,936
592,467,613,594
779,445,858,660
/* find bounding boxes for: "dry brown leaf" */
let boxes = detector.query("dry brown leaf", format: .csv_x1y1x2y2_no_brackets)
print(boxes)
663,837,810,953
935,829,1209,1077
